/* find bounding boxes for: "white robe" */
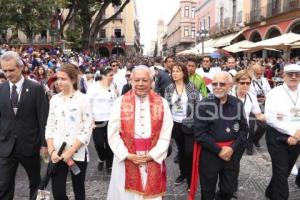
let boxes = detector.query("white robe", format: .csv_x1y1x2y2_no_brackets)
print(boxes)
107,95,173,200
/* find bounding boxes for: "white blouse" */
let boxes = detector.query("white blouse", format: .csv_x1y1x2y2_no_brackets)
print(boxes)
45,91,93,162
87,81,118,122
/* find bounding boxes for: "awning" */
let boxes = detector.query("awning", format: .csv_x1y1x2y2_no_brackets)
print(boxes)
212,30,244,48
242,32,300,52
177,49,198,55
223,40,254,53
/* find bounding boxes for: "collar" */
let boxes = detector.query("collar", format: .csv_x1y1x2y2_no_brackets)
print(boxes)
283,83,300,93
9,76,24,89
58,90,79,99
203,67,211,73
213,94,235,106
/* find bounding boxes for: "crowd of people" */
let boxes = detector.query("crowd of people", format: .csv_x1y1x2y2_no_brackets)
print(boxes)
0,44,300,200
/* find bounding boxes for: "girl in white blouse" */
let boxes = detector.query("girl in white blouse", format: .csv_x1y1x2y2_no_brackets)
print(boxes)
45,64,93,200
87,66,118,173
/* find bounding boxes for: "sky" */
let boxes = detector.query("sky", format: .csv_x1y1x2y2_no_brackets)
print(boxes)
135,0,180,54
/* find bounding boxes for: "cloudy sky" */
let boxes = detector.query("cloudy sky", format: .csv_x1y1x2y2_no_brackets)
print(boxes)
135,0,180,54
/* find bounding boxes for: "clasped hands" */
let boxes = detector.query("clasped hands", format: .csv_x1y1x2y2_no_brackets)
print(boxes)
218,146,233,162
126,153,152,165
288,130,300,146
50,149,75,163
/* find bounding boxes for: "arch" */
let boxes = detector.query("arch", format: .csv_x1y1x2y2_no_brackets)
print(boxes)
111,47,125,56
235,34,246,43
264,26,282,39
249,31,262,42
287,19,300,34
98,46,110,58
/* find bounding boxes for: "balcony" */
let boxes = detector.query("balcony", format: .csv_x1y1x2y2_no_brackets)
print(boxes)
245,0,300,25
209,17,243,36
96,36,125,44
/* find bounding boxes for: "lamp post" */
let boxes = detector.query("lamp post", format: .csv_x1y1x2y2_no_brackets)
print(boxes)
199,28,209,57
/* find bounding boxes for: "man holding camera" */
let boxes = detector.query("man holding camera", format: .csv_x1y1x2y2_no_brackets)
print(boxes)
247,63,271,154
264,64,300,200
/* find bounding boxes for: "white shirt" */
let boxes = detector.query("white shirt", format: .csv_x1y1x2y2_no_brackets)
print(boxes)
45,91,93,161
265,83,300,136
249,77,271,97
113,69,127,94
232,88,261,124
171,91,188,123
196,67,221,92
87,81,117,122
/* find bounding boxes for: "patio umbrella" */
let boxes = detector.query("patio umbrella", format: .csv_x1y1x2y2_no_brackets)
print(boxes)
31,142,67,200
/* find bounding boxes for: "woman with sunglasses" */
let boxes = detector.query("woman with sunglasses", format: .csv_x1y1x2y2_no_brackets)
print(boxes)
165,62,201,190
87,66,118,173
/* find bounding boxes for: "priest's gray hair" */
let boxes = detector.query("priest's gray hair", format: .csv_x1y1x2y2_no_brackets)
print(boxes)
131,65,153,80
0,51,24,68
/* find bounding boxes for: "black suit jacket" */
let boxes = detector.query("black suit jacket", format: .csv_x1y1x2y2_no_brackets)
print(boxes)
155,69,172,97
0,79,49,157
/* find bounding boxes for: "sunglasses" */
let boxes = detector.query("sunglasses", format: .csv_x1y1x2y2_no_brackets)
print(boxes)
212,82,226,87
238,81,251,86
286,72,300,78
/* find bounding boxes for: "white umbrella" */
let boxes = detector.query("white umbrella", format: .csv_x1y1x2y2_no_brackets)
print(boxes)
176,49,198,55
223,40,254,53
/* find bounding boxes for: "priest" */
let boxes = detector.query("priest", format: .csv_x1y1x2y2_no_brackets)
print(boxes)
107,65,173,200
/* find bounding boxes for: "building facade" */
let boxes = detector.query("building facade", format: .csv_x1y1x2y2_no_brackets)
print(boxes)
243,0,300,57
157,19,167,57
162,0,196,55
96,0,141,57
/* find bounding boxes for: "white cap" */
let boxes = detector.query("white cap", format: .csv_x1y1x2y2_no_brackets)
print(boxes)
284,64,300,73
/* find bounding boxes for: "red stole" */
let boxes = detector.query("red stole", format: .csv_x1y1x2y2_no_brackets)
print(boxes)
188,141,234,200
120,90,166,197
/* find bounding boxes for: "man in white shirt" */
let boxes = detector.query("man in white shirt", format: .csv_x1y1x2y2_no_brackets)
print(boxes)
247,62,271,154
107,66,173,200
111,60,127,95
196,56,221,93
264,64,300,200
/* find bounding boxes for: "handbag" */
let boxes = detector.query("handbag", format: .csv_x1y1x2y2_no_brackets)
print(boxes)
181,117,194,134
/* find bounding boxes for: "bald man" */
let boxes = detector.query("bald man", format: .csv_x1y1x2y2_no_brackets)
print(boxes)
247,63,271,155
190,72,248,200
107,66,174,200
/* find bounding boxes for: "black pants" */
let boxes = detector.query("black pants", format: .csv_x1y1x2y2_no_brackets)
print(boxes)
247,113,266,150
92,121,113,169
200,148,240,200
265,127,300,200
51,159,87,200
0,148,41,200
172,122,194,187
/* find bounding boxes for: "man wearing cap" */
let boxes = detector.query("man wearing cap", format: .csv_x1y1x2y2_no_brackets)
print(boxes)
264,64,300,200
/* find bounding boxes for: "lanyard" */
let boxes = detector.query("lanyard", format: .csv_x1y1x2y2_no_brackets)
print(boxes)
283,85,298,107
235,91,247,105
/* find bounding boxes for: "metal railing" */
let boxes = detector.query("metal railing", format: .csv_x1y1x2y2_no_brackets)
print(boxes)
96,37,125,43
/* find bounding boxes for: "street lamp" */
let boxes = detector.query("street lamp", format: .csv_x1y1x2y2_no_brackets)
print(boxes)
197,28,209,57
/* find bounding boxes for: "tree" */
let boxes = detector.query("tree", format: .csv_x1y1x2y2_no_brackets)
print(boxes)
0,0,55,43
58,0,131,52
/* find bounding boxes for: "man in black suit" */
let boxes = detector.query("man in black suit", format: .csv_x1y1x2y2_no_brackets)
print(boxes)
0,51,49,200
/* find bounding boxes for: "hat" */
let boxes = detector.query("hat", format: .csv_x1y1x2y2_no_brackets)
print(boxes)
284,64,300,73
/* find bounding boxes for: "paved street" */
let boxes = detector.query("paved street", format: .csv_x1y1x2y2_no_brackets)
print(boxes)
15,138,300,200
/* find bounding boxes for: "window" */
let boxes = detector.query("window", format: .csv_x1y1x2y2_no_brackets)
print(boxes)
114,6,122,19
203,18,206,30
191,7,195,18
100,29,106,38
114,29,122,38
252,0,260,10
184,6,189,17
191,27,195,38
220,7,224,27
184,27,189,37
233,0,237,24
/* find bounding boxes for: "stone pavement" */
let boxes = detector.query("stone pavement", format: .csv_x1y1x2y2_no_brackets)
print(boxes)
15,138,300,200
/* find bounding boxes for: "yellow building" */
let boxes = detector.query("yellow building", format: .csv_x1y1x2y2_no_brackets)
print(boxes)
96,0,141,57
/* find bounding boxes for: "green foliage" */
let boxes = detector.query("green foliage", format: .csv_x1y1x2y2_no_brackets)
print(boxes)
0,0,55,40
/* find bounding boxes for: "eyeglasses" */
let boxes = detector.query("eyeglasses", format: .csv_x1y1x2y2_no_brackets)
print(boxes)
286,72,300,78
212,82,226,87
202,60,210,63
111,64,119,67
238,81,251,86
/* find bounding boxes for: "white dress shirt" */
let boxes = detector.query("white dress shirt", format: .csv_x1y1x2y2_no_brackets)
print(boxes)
9,76,25,101
265,83,300,136
249,77,271,97
45,91,93,161
87,81,117,122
